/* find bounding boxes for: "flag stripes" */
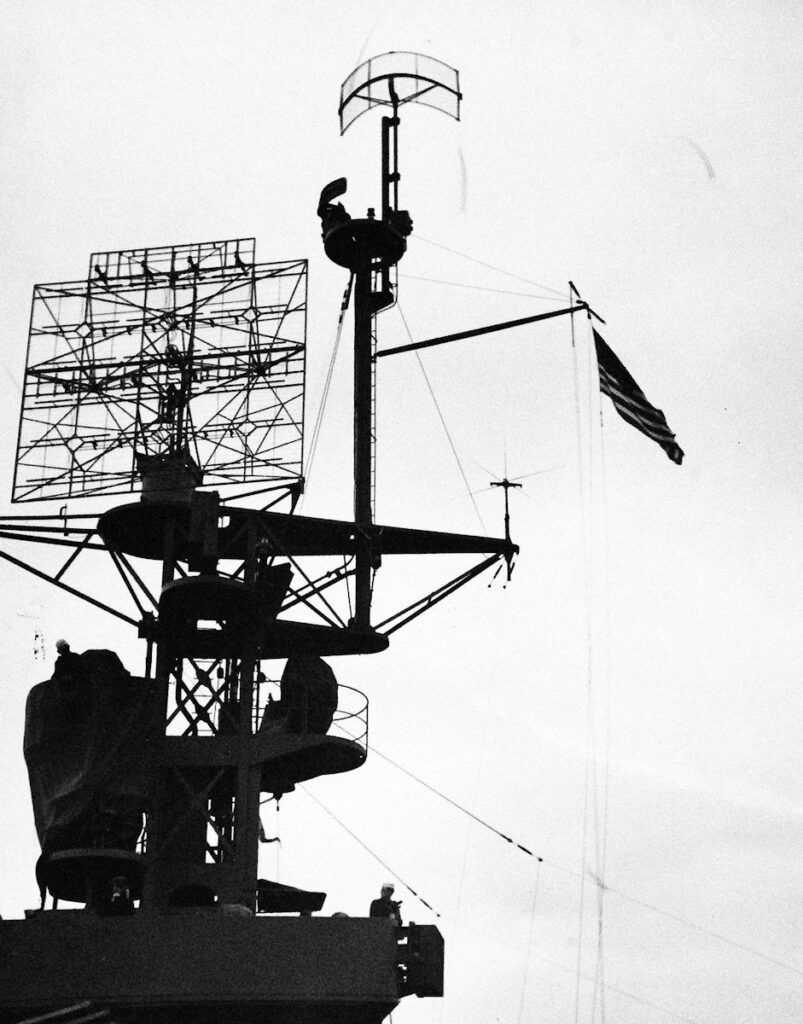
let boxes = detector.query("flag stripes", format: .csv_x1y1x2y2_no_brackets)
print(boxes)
593,330,684,464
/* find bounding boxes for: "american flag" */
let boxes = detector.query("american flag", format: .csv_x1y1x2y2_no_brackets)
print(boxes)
593,330,684,465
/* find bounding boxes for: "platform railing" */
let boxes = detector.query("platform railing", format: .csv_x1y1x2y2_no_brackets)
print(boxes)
253,678,369,755
331,683,369,753
165,672,368,755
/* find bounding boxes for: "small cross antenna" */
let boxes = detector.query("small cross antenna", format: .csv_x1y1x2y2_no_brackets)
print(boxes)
490,477,521,580
490,477,522,543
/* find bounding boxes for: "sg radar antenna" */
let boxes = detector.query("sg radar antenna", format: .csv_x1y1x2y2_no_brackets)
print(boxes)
15,238,306,503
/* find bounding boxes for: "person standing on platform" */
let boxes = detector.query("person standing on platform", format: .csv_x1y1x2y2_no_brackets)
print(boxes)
53,639,82,678
370,883,402,925
106,876,135,916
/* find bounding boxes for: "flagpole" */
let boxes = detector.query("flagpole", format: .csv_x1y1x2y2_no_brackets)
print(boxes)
568,281,606,325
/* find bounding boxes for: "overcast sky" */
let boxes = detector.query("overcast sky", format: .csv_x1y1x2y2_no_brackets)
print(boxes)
1,3,801,1023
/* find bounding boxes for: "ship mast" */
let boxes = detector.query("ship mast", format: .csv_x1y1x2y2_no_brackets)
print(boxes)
321,52,463,628
0,54,530,1020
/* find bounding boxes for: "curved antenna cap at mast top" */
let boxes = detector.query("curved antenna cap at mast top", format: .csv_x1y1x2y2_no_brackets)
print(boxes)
339,51,461,134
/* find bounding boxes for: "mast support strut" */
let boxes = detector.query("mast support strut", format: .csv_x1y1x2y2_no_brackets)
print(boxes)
375,304,588,359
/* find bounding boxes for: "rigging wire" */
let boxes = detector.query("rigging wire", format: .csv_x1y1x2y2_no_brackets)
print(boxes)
592,873,607,1024
569,300,590,1024
446,765,481,1023
343,554,353,620
317,739,798,1018
569,293,613,1023
243,261,791,997
411,233,570,300
296,812,708,1024
587,336,609,1024
395,301,486,533
303,274,353,499
516,860,542,1024
300,784,440,917
399,272,566,304
431,902,709,1024
299,784,678,1022
300,708,801,994
369,745,540,858
575,750,590,1024
367,744,803,981
594,344,614,1024
523,944,705,1024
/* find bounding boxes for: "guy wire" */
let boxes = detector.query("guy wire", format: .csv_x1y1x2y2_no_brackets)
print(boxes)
300,785,440,917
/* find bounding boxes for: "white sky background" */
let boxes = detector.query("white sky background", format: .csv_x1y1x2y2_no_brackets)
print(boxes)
1,2,802,1023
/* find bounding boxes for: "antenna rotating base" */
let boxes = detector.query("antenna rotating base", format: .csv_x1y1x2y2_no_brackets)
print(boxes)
323,217,407,271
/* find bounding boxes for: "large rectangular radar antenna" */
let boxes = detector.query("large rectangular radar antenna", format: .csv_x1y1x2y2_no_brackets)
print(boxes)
13,238,306,503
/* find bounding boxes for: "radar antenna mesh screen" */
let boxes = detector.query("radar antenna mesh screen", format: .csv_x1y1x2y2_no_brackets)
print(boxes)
340,52,461,134
14,238,307,503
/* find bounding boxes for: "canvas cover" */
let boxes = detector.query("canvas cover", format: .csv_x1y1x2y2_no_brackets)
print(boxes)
24,650,160,855
260,656,338,736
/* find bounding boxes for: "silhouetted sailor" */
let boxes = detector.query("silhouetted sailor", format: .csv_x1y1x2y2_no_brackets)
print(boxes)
53,639,82,682
369,883,402,925
165,343,183,367
106,875,135,916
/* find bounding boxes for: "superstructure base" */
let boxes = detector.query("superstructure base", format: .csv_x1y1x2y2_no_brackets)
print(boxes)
0,915,443,1023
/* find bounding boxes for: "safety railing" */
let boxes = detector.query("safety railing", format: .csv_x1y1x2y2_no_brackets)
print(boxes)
165,672,368,755
253,678,368,756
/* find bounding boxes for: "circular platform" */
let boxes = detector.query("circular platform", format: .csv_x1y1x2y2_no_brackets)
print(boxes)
160,574,257,625
323,218,407,270
258,734,367,794
156,574,389,658
260,620,389,658
39,848,146,904
98,502,364,562
157,734,366,789
98,501,192,560
157,620,389,659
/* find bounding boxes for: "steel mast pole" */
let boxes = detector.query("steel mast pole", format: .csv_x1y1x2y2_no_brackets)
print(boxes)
353,82,401,629
353,248,374,629
324,61,459,627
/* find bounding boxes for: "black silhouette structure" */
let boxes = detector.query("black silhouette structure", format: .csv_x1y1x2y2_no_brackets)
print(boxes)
0,53,519,1023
